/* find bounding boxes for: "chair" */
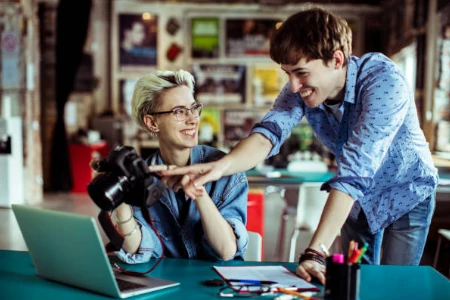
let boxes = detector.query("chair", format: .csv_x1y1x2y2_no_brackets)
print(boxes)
276,160,330,262
244,231,263,261
433,229,450,277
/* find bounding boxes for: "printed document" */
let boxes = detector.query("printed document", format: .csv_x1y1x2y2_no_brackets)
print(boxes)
213,265,319,291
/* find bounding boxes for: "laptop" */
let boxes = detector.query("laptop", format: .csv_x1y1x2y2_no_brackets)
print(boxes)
11,204,179,298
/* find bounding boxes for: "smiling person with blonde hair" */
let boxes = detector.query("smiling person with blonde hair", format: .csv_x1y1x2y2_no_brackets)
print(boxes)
105,69,249,263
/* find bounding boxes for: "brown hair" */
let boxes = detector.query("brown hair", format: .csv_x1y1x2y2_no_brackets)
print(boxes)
270,7,352,66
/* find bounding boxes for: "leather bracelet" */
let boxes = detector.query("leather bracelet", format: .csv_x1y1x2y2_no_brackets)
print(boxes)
298,252,326,265
112,205,134,225
304,247,326,258
299,254,325,266
299,252,325,263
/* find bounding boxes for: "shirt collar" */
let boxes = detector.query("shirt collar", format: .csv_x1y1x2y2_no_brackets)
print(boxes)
343,56,358,104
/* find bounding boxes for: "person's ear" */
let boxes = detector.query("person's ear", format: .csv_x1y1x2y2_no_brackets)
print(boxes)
143,115,159,134
333,50,345,70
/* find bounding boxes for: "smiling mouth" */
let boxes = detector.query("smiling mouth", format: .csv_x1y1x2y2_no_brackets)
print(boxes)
181,129,196,136
300,89,313,98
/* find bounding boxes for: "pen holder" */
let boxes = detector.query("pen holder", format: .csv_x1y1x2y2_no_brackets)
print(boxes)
324,256,360,300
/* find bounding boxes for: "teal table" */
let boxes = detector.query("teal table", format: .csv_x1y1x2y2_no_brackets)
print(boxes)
1,250,449,299
246,169,335,188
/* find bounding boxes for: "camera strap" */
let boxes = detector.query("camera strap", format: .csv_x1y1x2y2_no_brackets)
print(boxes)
98,210,124,251
98,206,165,276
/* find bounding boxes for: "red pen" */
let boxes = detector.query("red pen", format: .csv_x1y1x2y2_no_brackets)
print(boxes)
349,248,361,263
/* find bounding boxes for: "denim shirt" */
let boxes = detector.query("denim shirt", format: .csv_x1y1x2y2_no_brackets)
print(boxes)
116,145,249,263
252,52,439,234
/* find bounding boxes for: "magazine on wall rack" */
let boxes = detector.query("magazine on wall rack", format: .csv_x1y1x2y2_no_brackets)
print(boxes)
225,18,281,57
118,13,158,71
191,17,220,58
191,64,246,105
223,109,267,147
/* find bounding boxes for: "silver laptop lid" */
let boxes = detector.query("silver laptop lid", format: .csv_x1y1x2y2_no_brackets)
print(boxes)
12,204,125,297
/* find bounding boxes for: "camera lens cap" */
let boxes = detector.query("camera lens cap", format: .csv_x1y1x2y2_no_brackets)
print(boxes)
202,279,225,287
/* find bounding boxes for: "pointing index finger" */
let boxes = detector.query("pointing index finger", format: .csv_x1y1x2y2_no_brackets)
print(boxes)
161,165,197,176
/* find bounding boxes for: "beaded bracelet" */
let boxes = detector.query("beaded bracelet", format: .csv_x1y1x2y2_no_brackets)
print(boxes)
112,205,134,225
122,222,138,238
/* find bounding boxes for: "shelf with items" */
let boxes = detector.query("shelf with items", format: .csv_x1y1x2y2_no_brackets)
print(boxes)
109,2,379,160
109,2,376,116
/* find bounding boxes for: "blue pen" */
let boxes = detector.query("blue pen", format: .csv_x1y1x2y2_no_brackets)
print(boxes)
228,279,278,285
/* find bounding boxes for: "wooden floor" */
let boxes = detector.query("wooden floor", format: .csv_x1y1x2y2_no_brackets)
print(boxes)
1,192,448,278
0,193,107,251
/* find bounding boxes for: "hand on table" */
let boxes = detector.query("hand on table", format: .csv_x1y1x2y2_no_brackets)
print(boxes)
296,259,326,285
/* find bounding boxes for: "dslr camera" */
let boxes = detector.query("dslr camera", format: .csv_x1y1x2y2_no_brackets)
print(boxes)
87,145,160,211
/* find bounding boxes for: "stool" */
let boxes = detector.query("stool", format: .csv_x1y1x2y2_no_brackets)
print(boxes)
276,182,329,262
433,229,450,277
69,141,109,193
246,189,265,259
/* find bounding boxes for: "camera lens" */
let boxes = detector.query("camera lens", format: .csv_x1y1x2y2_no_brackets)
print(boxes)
87,173,130,211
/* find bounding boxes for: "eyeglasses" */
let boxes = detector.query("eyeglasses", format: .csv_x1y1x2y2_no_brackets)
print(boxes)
218,285,274,298
148,103,203,122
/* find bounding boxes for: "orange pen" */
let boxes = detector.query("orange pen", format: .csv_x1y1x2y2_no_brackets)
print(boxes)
348,240,357,258
277,287,317,300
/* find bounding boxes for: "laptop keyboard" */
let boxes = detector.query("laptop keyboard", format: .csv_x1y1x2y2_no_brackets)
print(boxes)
116,278,148,291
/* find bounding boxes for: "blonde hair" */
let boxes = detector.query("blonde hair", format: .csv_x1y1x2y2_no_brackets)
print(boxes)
270,7,352,66
131,70,195,129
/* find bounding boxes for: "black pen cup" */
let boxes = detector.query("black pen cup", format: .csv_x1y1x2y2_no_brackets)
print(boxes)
324,256,360,300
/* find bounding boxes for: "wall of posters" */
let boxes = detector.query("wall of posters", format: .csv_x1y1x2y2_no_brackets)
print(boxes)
191,64,246,105
191,18,219,58
118,13,158,70
225,18,280,57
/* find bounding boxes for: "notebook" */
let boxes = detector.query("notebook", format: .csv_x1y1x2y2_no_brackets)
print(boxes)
12,204,179,298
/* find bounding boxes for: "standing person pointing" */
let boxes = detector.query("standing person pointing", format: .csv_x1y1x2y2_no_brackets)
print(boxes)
162,7,438,284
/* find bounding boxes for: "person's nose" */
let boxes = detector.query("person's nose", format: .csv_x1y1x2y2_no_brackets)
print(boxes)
289,76,303,93
185,109,199,123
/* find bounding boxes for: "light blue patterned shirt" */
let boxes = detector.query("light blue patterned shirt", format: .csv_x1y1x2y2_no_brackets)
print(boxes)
252,53,439,234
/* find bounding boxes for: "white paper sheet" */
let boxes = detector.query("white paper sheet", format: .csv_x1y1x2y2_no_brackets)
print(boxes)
213,265,319,291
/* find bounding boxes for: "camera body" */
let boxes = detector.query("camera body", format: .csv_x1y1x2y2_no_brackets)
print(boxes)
87,145,160,211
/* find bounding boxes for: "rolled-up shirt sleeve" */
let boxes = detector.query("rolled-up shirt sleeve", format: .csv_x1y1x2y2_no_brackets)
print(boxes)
321,177,373,201
200,172,249,261
115,207,164,264
252,83,304,158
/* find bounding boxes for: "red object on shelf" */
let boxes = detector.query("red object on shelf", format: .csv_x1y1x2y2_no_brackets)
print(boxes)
246,189,264,258
69,141,109,193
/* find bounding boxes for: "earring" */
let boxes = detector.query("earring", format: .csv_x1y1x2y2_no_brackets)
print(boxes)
149,128,159,137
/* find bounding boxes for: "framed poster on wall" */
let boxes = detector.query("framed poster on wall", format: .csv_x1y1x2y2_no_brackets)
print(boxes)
191,64,246,105
223,109,266,147
252,65,284,106
225,18,280,57
191,17,220,58
118,13,158,71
